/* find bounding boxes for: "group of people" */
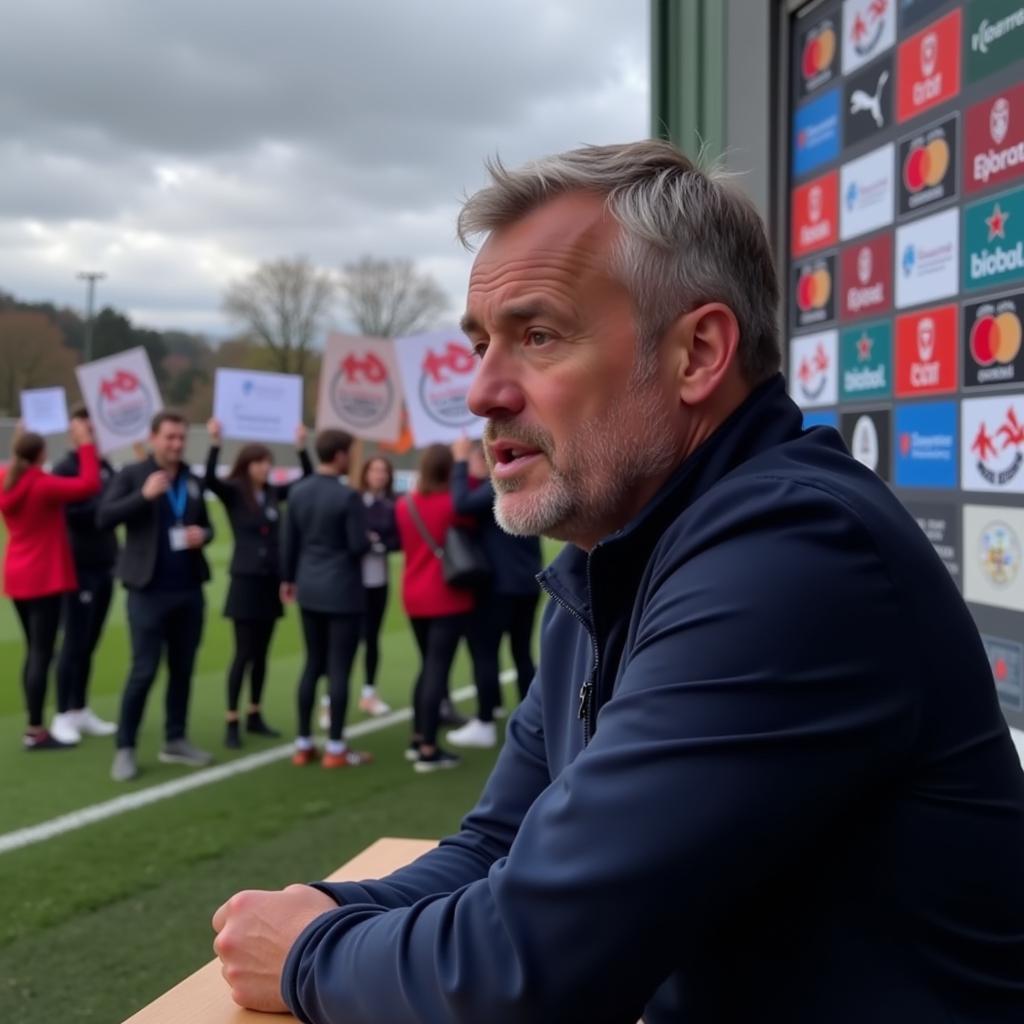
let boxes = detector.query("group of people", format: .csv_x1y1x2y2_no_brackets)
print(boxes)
0,406,541,781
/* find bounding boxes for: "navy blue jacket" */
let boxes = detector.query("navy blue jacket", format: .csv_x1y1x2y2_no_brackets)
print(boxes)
451,462,542,596
282,376,1024,1023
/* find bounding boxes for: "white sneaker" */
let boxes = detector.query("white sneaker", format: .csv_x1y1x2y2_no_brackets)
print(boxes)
359,695,392,716
75,707,117,737
50,712,81,745
318,694,330,732
446,718,497,749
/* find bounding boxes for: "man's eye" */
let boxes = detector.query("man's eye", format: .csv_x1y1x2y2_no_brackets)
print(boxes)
526,330,553,346
472,341,488,359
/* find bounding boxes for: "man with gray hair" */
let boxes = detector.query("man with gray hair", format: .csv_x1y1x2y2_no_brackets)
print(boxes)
213,141,1024,1022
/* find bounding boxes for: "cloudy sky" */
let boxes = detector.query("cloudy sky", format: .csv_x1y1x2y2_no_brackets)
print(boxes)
0,1,648,337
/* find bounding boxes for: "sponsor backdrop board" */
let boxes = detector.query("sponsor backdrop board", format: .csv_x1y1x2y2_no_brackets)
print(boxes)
786,0,1024,730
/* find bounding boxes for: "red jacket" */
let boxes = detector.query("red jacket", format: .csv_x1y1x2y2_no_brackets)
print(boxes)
0,444,101,599
395,491,475,619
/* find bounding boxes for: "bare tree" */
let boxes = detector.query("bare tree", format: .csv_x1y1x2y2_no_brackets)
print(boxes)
339,256,448,338
222,256,336,375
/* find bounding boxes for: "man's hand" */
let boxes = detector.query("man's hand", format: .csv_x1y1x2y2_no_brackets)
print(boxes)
451,435,472,463
142,471,170,500
69,418,94,448
212,884,337,1013
280,582,296,604
295,423,308,449
184,526,207,549
207,418,223,445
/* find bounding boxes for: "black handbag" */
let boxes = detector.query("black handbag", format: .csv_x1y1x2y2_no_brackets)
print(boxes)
405,494,492,590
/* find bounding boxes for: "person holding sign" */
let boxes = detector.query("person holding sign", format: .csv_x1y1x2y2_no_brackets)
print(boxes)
0,418,100,749
204,418,312,748
98,411,215,782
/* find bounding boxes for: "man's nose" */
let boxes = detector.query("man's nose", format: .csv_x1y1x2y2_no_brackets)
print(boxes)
467,346,526,420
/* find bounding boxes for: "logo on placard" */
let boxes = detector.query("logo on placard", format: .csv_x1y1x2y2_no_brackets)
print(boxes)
896,305,957,395
96,370,154,437
797,343,831,400
967,1,1024,83
965,186,1024,289
844,0,894,71
793,255,836,328
898,114,957,216
794,89,841,176
802,18,838,90
906,500,961,582
810,185,824,221
793,172,839,256
841,234,891,319
965,85,1024,193
840,143,894,241
418,340,477,428
842,409,890,477
978,520,1021,586
844,54,894,147
965,292,1024,387
894,401,957,487
840,321,891,398
982,634,1024,711
849,69,888,128
903,130,949,190
992,98,1010,145
896,207,959,308
897,8,961,123
329,351,394,429
969,404,1024,486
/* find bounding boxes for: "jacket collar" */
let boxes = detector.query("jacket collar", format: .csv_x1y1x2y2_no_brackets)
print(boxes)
539,374,805,620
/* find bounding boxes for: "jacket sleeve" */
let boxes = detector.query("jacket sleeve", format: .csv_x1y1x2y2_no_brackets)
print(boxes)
35,444,101,504
53,454,103,527
281,503,299,585
378,502,401,552
346,490,370,558
451,461,495,516
281,481,919,1024
194,477,214,546
203,446,236,506
97,465,150,529
275,449,314,502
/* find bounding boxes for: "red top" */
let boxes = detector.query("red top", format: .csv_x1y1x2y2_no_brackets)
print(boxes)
0,444,102,599
395,491,475,619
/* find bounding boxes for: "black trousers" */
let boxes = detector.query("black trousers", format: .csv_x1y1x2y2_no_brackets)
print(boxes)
12,595,63,728
467,592,540,715
362,584,389,690
226,619,276,711
411,614,469,746
116,589,205,749
56,568,114,713
297,609,361,741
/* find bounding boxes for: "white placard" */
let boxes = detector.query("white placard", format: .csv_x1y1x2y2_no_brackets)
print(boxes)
841,0,896,75
963,504,1024,613
393,328,484,446
895,206,959,309
961,394,1024,494
213,368,304,444
75,347,163,454
316,332,402,443
839,141,895,241
20,387,69,436
788,329,839,408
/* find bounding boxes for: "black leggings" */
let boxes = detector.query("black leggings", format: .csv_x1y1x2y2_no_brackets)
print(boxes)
363,585,389,689
227,619,276,712
297,610,361,741
13,595,63,728
56,570,114,713
411,614,468,747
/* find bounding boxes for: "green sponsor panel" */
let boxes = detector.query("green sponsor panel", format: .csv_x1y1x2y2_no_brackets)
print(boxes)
964,183,1024,291
839,320,892,401
966,0,1024,84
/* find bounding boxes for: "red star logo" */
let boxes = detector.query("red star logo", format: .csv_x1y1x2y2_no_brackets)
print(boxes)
986,203,1010,241
856,333,874,361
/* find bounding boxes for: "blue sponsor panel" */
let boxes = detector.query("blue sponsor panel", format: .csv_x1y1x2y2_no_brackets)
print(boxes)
894,400,958,488
793,88,841,177
802,409,840,428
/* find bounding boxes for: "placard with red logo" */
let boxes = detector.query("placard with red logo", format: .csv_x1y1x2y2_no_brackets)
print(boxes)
793,2,840,99
792,171,839,257
963,289,1024,391
75,346,164,455
964,82,1024,196
789,329,839,408
840,232,891,320
895,303,958,396
394,328,484,446
791,252,837,330
961,395,1024,493
896,8,962,125
897,112,958,216
315,332,403,443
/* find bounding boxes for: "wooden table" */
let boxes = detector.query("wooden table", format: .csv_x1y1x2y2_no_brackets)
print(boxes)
122,837,438,1023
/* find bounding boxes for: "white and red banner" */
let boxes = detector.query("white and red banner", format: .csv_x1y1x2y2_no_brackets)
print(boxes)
316,332,403,443
75,347,163,454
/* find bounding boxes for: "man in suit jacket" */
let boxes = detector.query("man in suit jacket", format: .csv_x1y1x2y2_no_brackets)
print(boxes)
280,429,370,769
98,410,214,782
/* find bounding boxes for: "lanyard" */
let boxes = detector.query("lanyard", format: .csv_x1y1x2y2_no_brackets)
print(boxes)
166,475,188,524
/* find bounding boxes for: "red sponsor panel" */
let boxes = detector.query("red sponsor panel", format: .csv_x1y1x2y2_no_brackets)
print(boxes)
896,8,961,124
840,232,892,320
791,170,839,257
964,82,1024,195
895,303,959,396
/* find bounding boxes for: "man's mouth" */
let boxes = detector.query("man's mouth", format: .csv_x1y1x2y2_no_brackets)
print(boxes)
488,440,545,479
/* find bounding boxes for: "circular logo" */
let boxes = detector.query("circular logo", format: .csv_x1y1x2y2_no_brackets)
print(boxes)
970,306,1022,367
851,415,879,471
802,23,836,80
990,97,1010,146
978,521,1021,587
418,342,478,428
329,352,394,429
903,135,949,192
96,371,154,437
796,264,831,311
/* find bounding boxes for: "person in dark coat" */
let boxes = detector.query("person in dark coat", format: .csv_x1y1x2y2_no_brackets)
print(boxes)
204,417,312,748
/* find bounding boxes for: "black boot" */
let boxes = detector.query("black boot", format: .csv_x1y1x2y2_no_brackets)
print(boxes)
438,699,468,728
246,711,281,737
225,720,242,749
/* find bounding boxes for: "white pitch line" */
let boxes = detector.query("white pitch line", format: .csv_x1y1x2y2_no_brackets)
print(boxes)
0,676,513,857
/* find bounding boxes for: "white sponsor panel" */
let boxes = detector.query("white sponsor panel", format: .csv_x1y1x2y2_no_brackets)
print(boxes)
213,368,304,444
393,328,484,446
963,504,1024,613
788,329,839,408
840,142,895,241
961,394,1024,493
315,332,403,443
895,206,960,309
842,0,897,74
19,387,68,436
75,347,163,454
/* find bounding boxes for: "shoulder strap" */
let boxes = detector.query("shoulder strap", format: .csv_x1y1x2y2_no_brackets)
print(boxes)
404,494,443,558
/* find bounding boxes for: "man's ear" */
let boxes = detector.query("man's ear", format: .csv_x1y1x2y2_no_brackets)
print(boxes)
667,303,741,405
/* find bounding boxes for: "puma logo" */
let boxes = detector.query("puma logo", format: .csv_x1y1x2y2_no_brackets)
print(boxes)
849,69,889,128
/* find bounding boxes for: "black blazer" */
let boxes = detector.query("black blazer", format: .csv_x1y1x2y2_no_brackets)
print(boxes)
203,445,313,579
281,474,369,615
97,456,213,590
53,451,119,572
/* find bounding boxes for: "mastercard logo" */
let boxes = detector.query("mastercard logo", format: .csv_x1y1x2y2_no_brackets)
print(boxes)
903,136,949,192
796,266,832,311
971,309,1023,366
802,25,836,79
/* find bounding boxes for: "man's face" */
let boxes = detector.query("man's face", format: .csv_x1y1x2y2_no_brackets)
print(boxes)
463,192,680,547
151,420,186,468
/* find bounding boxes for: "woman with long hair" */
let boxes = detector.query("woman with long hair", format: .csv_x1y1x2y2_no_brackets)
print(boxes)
395,444,475,772
204,418,312,748
0,418,101,749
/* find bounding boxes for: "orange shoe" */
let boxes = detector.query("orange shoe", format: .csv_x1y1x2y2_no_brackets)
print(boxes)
291,746,320,766
322,749,374,769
